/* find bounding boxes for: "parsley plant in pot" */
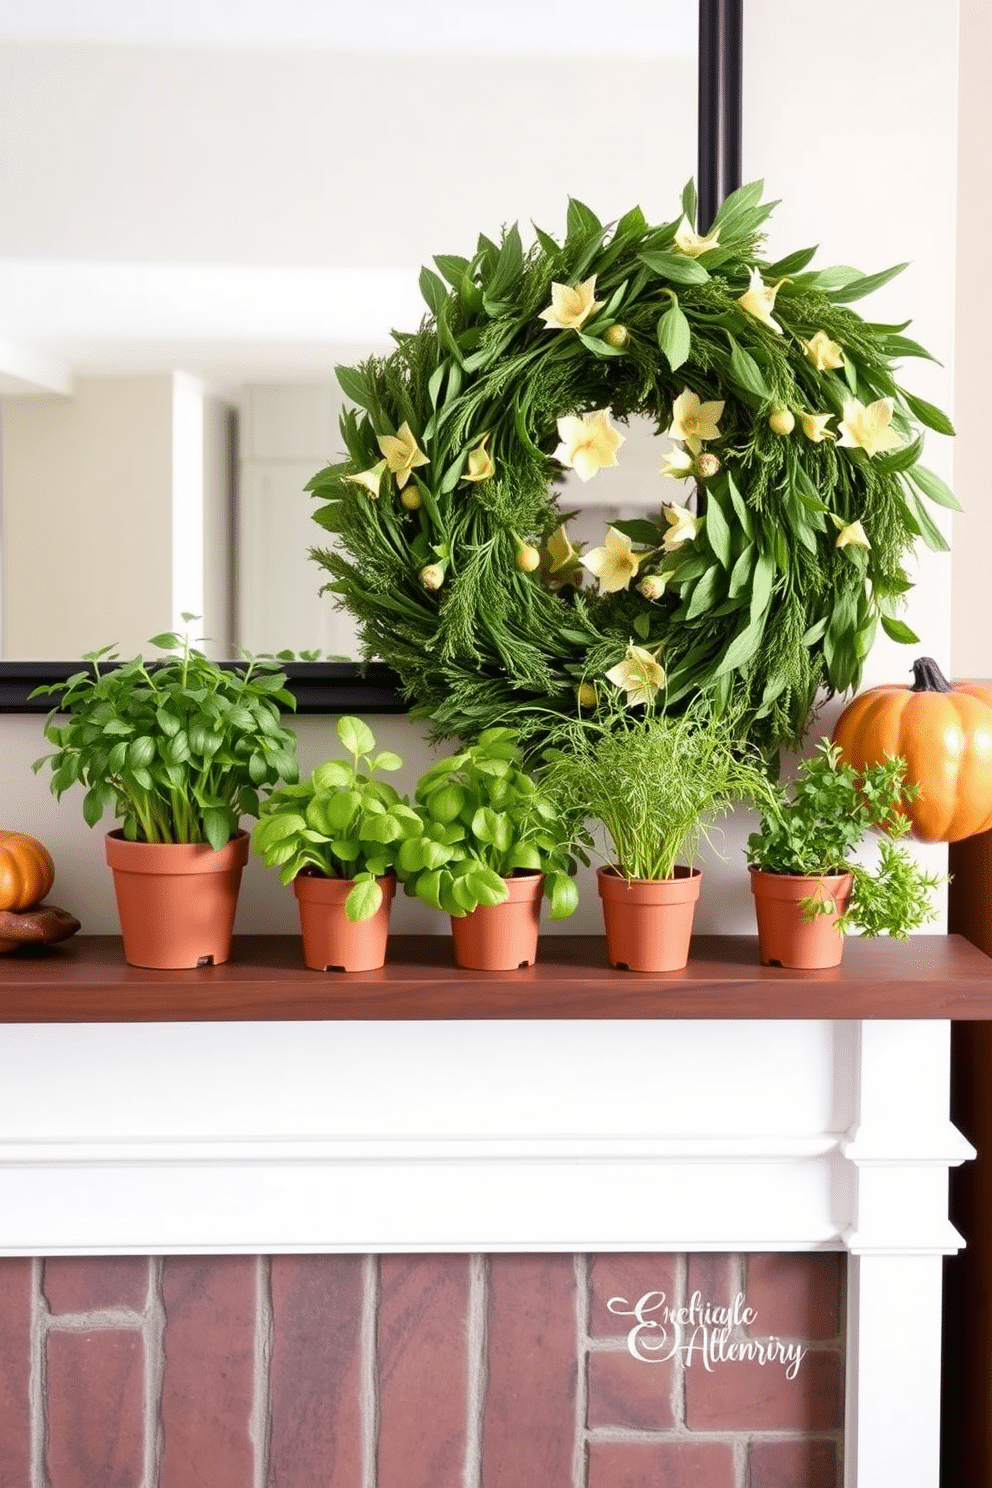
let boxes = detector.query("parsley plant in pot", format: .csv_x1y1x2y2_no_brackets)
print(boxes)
32,625,299,969
253,717,425,972
541,704,774,972
408,729,581,971
746,742,942,969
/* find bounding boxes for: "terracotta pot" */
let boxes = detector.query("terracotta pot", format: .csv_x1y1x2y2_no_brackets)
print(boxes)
597,865,701,972
749,867,854,969
450,873,543,971
294,872,395,972
105,830,249,969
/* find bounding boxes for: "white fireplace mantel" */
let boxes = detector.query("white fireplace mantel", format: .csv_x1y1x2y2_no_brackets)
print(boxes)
0,939,983,1488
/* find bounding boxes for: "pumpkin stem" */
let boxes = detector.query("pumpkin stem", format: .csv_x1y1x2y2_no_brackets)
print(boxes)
910,656,953,693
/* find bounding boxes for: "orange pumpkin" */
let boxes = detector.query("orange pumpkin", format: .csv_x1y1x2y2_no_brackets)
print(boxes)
0,831,55,912
832,657,992,843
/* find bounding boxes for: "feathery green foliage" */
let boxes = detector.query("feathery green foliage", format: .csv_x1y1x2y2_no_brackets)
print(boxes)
310,181,955,750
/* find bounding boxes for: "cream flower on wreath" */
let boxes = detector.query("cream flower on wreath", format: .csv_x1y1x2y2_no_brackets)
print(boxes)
606,643,667,706
666,389,724,456
554,409,625,481
800,412,836,444
581,527,642,595
836,397,904,457
662,502,703,552
545,524,583,574
659,446,696,480
462,432,495,483
345,460,386,498
801,330,845,371
673,218,720,257
376,422,429,489
539,275,605,331
737,267,783,334
831,514,872,551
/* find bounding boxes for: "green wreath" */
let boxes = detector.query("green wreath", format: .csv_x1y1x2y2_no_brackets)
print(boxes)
309,180,956,750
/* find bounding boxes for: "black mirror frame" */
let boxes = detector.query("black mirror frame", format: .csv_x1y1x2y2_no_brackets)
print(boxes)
0,0,742,716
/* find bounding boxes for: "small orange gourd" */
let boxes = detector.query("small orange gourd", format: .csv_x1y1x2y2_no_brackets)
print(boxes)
0,831,55,912
832,657,992,843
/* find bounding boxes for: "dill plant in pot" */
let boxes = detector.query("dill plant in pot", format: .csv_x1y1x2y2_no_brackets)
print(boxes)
31,622,299,969
540,701,774,972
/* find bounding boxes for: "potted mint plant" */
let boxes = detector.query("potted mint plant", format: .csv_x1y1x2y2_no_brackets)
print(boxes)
31,621,299,968
253,717,424,971
746,741,942,968
541,702,774,972
406,729,580,970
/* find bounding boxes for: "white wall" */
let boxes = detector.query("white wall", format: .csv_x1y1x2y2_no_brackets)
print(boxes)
951,0,992,678
1,375,234,657
0,0,964,936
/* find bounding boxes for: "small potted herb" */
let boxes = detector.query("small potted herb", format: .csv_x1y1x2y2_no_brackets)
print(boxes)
541,703,774,972
253,717,424,971
31,621,299,968
746,741,942,968
407,728,580,970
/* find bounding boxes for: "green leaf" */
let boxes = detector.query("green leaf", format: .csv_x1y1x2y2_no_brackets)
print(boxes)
345,877,384,922
203,808,232,851
566,198,602,238
880,616,921,645
703,491,732,569
313,760,354,790
656,302,691,370
612,519,660,544
547,872,579,921
335,365,374,410
827,262,908,304
902,392,955,437
750,550,776,621
419,265,449,317
148,632,182,651
727,338,771,399
638,251,709,285
82,783,111,827
725,472,754,539
337,716,376,757
727,544,754,598
907,464,962,512
907,491,950,552
128,735,156,769
685,565,721,621
324,790,361,833
713,613,766,678
369,750,402,773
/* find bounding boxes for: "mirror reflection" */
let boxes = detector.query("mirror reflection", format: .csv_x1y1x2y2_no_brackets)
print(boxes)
0,0,698,660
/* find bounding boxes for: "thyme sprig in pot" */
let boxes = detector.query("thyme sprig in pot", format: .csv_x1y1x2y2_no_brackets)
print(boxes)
746,741,942,936
32,620,299,849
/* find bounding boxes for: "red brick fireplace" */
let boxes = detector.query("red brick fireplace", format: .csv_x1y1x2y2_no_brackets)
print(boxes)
1,1250,844,1488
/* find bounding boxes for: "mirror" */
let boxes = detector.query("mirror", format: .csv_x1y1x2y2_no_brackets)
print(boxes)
0,0,723,690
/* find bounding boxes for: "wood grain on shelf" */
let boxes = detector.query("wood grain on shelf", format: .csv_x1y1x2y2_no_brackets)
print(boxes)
0,933,990,1023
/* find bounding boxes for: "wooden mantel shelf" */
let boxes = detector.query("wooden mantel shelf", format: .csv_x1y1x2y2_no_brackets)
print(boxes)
1,932,991,1022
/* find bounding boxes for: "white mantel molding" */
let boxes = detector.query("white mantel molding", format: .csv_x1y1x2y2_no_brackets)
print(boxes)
0,1014,973,1488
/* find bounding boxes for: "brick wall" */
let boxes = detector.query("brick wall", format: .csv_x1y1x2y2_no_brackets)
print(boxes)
0,1251,844,1488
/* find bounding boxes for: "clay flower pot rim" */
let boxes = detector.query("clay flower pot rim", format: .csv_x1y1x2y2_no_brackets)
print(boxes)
602,864,701,882
748,865,848,879
106,827,248,849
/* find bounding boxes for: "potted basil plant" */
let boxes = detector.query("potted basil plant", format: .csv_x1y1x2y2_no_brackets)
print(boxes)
31,620,299,969
746,741,942,968
541,702,774,972
408,728,581,970
253,716,424,971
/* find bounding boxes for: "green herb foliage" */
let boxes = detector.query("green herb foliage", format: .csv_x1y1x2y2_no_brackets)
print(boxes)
746,741,942,936
31,622,299,849
253,716,423,922
407,728,582,919
540,701,776,882
309,180,956,751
